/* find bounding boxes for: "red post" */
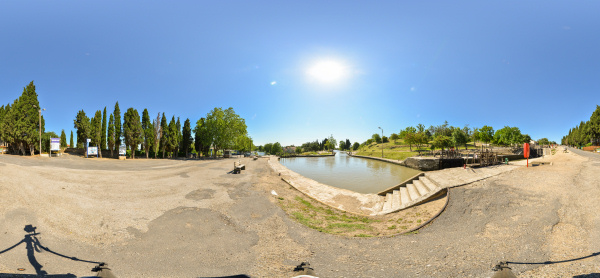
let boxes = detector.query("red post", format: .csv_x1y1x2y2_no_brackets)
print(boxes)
524,143,530,168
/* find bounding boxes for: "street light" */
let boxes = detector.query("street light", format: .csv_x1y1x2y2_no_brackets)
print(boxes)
378,126,383,158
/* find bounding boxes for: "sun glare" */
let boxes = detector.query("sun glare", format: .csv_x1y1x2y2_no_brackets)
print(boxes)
307,60,347,83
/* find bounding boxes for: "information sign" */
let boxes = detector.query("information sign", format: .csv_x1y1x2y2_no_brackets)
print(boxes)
50,138,60,151
88,146,98,156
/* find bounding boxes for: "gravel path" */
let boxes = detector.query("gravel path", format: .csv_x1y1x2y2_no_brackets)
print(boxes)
0,150,598,277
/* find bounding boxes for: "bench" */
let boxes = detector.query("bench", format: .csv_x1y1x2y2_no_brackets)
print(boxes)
233,161,246,174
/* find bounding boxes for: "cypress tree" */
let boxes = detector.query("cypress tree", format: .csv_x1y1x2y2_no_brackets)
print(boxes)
114,102,122,148
73,110,90,149
160,113,168,158
60,129,67,148
91,110,103,158
18,81,43,155
182,118,192,158
168,116,177,158
70,130,74,148
142,109,154,159
176,117,181,157
123,108,143,159
108,113,115,157
101,107,107,150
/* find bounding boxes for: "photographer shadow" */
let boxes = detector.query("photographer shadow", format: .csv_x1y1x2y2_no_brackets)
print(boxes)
0,225,115,278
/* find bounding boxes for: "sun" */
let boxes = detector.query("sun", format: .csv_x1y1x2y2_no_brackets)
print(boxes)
307,60,347,83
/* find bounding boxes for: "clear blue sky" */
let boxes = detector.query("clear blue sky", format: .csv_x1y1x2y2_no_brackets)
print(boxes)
1,1,599,146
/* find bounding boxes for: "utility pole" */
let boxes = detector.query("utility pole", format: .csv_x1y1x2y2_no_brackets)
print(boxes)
378,126,383,158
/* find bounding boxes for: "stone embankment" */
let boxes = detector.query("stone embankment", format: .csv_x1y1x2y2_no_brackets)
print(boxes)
268,155,524,216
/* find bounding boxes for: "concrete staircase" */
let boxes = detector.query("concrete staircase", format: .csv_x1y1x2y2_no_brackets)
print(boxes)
378,175,443,214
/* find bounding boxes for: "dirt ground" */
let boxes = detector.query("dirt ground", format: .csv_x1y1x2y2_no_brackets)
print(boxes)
0,149,599,277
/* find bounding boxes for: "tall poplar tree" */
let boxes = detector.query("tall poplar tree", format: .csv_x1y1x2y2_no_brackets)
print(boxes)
142,109,154,159
101,107,107,150
123,108,143,159
70,130,74,148
114,102,122,149
108,114,115,157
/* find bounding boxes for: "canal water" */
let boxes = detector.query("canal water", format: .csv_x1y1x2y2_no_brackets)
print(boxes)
279,151,421,194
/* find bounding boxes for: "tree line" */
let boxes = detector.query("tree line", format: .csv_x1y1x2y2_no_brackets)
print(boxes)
74,103,252,159
562,105,600,147
358,121,537,151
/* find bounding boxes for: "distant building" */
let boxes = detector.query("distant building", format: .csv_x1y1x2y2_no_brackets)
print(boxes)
530,140,537,145
283,146,296,154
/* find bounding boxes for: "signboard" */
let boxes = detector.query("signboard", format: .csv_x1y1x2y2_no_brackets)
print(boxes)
119,145,126,156
50,138,60,151
87,146,98,156
523,143,530,158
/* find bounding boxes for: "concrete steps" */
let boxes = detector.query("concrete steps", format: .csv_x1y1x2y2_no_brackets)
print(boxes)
379,175,442,214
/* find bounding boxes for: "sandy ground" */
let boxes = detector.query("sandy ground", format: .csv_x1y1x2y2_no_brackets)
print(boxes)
0,149,599,277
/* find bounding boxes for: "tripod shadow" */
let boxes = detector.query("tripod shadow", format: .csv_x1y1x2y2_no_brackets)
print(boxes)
0,225,101,277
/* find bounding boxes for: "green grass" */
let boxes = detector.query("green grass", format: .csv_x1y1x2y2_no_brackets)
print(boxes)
288,197,380,235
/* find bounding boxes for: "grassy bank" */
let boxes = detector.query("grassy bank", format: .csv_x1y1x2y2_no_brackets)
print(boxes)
354,140,481,161
277,194,446,237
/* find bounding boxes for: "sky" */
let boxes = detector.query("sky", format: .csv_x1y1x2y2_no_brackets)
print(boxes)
1,1,599,146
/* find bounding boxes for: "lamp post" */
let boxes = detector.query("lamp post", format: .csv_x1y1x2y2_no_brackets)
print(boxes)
378,126,383,158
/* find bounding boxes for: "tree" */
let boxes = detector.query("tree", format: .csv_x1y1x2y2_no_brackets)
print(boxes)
538,138,550,146
141,109,154,159
108,114,115,157
113,102,122,148
176,117,182,157
69,130,73,148
182,118,192,157
234,134,253,153
272,142,282,154
493,126,525,147
433,135,453,151
479,125,494,146
90,110,103,158
60,130,67,149
404,133,416,151
372,133,382,144
390,133,399,144
41,131,59,153
7,81,44,155
589,105,600,145
123,108,143,159
101,107,107,150
345,139,351,150
295,146,303,154
74,110,90,149
152,113,162,158
168,116,177,158
193,117,211,157
451,127,469,149
414,132,429,150
204,107,248,157
352,142,360,151
264,143,273,154
160,113,168,158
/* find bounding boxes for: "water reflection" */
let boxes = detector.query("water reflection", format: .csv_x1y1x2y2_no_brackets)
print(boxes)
280,152,420,194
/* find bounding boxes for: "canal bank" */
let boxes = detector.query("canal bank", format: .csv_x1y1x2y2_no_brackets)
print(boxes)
269,154,520,216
